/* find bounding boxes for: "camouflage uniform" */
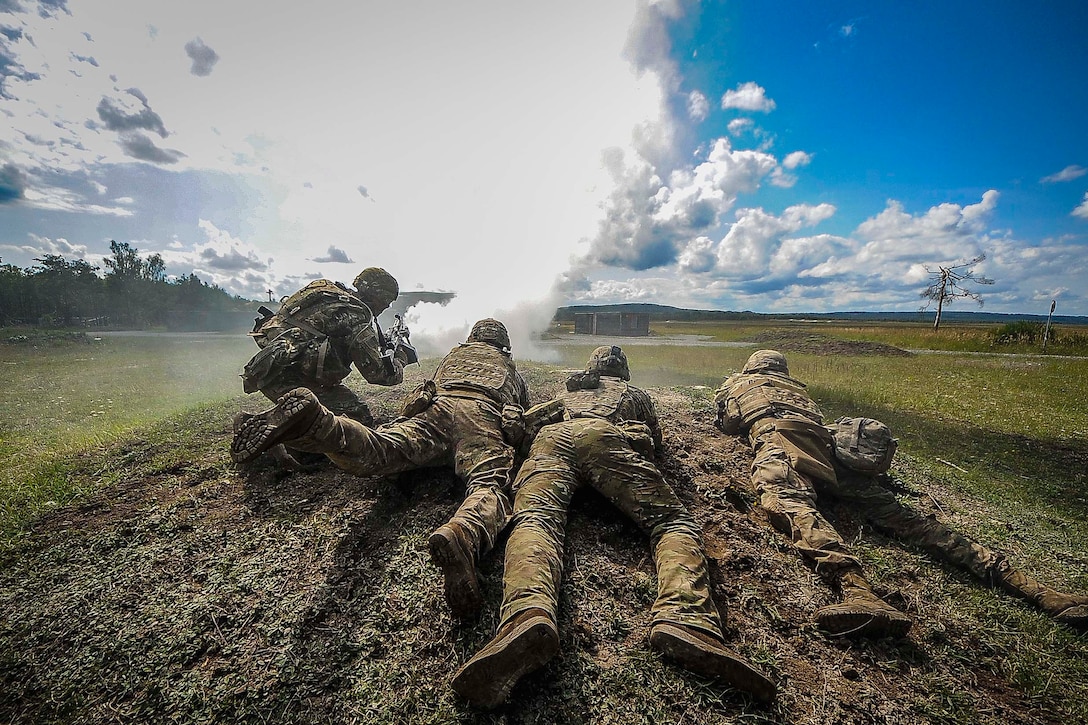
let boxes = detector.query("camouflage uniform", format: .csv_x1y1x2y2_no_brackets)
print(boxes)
242,269,406,423
827,456,1088,629
715,350,911,637
717,349,1088,632
232,319,528,618
452,346,775,709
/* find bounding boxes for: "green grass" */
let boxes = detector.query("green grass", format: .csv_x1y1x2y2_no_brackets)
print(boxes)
0,332,254,539
3,321,1088,723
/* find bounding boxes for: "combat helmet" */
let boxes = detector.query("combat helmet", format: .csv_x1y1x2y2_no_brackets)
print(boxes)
743,349,789,375
468,318,511,351
353,267,399,312
588,345,630,381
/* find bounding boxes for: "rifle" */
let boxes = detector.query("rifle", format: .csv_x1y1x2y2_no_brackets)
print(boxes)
382,314,419,372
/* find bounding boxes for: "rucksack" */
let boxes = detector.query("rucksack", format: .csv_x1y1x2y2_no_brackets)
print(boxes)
829,417,898,474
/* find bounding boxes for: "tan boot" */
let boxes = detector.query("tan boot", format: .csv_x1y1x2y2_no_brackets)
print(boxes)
428,522,483,619
649,623,777,703
814,569,912,638
995,560,1088,630
230,388,324,463
451,608,559,709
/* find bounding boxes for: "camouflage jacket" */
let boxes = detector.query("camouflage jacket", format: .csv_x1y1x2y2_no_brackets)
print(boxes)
561,376,663,453
433,342,530,409
714,370,823,435
249,281,404,389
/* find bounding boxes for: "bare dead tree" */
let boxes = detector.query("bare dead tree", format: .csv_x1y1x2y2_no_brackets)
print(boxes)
919,254,994,331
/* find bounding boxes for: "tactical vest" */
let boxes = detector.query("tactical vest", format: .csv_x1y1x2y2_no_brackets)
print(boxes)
729,373,823,428
434,342,520,405
561,377,630,423
279,279,362,317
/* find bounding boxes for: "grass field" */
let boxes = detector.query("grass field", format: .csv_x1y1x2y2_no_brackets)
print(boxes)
2,320,1088,723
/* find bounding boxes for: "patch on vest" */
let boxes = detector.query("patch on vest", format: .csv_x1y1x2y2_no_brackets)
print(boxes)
829,417,898,474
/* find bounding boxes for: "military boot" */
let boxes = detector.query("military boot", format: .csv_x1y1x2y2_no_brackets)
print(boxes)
451,608,559,709
230,388,324,463
814,569,912,638
428,522,483,619
995,560,1088,630
649,623,777,703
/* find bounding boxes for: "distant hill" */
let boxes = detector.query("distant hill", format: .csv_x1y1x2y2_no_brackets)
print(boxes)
554,303,1088,326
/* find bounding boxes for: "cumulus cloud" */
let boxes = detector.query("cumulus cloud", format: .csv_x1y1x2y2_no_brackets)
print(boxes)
188,220,269,274
720,82,776,112
96,89,169,137
853,191,998,263
119,132,185,164
310,245,354,264
0,163,27,203
687,90,708,121
1041,165,1087,184
782,151,813,170
1073,192,1088,220
583,137,782,272
727,118,753,136
1,233,89,261
184,37,219,76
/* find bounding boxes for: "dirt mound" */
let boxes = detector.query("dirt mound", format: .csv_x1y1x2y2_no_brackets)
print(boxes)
0,366,1081,724
748,330,913,357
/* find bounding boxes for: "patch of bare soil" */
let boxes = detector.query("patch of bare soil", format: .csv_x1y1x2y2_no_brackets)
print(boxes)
0,374,1078,724
747,330,914,357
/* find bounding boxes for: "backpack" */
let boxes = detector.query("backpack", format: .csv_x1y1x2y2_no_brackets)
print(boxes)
829,417,898,474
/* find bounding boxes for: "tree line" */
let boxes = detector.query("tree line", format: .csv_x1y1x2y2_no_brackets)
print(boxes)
0,241,254,331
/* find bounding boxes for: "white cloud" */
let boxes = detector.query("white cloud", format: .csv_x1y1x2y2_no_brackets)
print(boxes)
1041,165,1087,184
782,151,813,170
1073,192,1088,220
727,118,753,136
687,89,708,121
720,81,776,112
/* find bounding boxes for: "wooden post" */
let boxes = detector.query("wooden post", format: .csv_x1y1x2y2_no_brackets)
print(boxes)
1043,299,1056,350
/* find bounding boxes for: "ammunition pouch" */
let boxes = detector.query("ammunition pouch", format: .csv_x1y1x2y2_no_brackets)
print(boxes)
241,337,291,394
618,419,656,460
829,417,897,474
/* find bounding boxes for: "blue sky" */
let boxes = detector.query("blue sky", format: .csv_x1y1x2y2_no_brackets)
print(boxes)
2,0,1087,345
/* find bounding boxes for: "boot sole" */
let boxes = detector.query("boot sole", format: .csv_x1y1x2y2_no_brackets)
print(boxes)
649,624,776,703
452,615,558,709
230,389,317,464
815,606,912,639
428,527,482,619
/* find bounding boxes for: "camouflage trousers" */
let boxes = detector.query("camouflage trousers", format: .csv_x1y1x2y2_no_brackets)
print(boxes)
750,425,862,577
259,377,372,425
499,418,723,637
751,424,1002,582
822,471,1003,583
290,395,514,558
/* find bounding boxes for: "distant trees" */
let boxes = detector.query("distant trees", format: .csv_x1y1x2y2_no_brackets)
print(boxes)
0,241,252,330
920,254,995,331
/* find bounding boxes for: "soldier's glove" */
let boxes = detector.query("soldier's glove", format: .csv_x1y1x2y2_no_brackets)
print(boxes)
618,420,656,460
400,379,436,418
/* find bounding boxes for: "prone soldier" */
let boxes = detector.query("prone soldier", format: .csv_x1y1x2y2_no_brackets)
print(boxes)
451,346,776,709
